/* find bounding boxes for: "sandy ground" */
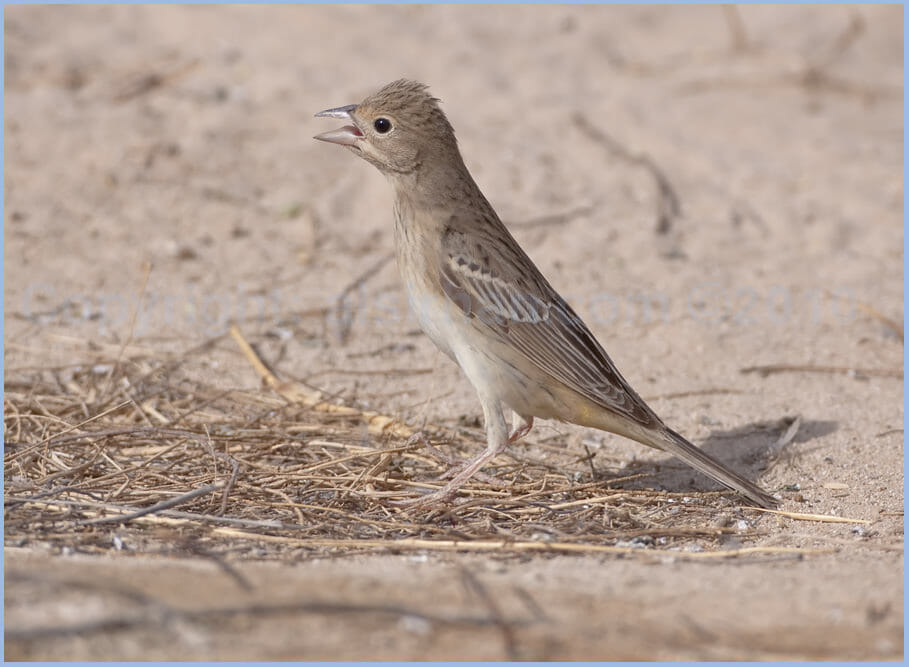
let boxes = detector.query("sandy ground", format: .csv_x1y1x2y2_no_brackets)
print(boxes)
4,4,904,660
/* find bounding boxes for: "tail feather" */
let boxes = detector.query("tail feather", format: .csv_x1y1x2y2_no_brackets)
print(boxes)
651,427,778,508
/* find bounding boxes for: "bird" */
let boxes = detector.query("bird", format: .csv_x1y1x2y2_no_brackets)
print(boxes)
314,79,777,509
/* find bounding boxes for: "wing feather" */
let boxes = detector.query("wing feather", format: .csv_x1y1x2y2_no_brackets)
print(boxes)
440,235,655,426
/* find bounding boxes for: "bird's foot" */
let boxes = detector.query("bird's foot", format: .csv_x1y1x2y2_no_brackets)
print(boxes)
404,430,432,448
386,486,463,510
416,438,506,487
435,461,506,487
508,415,534,443
388,449,506,509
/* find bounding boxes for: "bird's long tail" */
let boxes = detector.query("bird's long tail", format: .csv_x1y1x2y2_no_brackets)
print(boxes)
646,426,778,508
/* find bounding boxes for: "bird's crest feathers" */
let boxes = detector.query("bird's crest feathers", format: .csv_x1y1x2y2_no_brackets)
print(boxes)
357,79,456,142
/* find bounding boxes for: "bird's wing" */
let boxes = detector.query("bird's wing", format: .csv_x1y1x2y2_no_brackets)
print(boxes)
439,227,656,426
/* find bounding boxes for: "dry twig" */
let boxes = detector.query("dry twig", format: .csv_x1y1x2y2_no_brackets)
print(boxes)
3,347,836,564
572,112,682,235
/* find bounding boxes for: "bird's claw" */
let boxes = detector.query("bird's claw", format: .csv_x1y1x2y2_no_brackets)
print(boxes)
386,488,462,510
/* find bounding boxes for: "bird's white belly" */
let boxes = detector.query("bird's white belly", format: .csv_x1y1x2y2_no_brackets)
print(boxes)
393,213,563,420
403,276,564,419
402,277,459,360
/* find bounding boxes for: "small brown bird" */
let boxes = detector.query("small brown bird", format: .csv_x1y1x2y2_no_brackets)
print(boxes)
315,79,777,509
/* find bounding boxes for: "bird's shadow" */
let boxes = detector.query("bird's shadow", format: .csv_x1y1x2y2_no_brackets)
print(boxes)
602,417,838,493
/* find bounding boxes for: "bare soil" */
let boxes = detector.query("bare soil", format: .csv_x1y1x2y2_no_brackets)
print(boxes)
4,5,903,660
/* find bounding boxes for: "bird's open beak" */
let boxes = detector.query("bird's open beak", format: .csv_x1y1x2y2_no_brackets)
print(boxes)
314,104,364,146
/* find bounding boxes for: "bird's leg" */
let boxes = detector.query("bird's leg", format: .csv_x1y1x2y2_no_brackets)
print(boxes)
409,431,504,485
508,413,534,443
405,430,461,476
391,398,509,508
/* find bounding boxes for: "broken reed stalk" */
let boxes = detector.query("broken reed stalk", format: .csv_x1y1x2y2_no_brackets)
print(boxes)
4,333,865,563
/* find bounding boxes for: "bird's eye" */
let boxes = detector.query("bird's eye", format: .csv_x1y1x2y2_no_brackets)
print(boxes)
373,118,392,134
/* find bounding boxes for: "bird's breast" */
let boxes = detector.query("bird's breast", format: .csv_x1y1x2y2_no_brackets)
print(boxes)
393,199,463,360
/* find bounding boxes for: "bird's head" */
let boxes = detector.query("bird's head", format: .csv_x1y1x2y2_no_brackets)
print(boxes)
314,79,460,177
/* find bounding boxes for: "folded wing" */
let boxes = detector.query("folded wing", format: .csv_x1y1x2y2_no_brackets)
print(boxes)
439,230,656,427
